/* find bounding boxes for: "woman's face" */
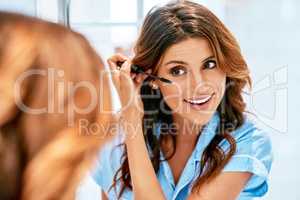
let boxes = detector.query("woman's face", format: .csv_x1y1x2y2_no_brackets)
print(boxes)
156,37,226,125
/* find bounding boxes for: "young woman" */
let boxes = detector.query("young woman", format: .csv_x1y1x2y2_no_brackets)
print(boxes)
0,12,113,200
91,1,273,199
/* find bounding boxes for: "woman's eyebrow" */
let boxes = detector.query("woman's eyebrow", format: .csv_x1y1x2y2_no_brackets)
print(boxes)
164,60,188,66
164,55,215,66
201,55,215,63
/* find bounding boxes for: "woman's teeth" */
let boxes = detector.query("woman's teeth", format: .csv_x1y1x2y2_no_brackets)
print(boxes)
185,95,213,105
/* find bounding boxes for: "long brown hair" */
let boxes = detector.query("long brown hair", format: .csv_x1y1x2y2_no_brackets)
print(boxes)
112,1,251,198
0,12,113,199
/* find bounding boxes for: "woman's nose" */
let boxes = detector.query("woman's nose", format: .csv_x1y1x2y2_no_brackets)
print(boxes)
187,71,212,96
189,71,204,88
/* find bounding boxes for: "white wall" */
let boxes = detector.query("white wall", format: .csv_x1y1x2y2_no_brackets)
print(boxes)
223,0,299,199
0,0,36,15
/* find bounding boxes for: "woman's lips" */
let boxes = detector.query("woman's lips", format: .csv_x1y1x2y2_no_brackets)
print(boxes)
184,93,214,104
183,93,215,110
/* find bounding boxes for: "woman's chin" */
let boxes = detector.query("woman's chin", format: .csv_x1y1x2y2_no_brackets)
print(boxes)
173,111,214,126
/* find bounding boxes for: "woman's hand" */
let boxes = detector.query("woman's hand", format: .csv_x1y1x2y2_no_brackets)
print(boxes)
107,54,150,133
108,54,166,200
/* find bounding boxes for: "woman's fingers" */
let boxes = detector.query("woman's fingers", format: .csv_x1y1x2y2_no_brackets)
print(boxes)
119,60,135,100
108,53,128,63
119,59,131,74
107,54,151,120
107,60,120,92
134,69,152,90
107,55,135,108
107,53,129,93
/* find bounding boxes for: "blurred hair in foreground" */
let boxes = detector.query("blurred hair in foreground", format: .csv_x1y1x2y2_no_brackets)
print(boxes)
0,11,113,200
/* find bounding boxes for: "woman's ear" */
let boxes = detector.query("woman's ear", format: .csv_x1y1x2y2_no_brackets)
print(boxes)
149,80,159,90
0,84,19,127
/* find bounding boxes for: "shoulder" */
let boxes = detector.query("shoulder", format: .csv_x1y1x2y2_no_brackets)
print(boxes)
220,114,274,198
221,115,273,156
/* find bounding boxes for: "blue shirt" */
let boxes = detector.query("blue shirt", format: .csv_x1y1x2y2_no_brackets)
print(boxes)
91,111,273,200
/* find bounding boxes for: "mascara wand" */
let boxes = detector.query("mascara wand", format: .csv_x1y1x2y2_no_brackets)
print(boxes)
116,61,172,84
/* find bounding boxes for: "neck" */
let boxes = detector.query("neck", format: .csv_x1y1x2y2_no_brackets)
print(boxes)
172,113,203,146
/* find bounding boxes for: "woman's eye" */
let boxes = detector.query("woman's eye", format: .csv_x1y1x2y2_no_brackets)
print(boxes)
170,66,186,76
203,60,217,69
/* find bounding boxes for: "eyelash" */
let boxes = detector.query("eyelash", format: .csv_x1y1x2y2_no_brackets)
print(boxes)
169,60,217,76
170,66,186,76
203,60,217,69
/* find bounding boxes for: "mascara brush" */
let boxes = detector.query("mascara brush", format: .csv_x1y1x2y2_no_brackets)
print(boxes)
116,61,172,84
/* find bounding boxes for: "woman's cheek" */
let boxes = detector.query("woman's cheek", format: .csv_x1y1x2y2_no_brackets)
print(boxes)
213,77,226,107
160,85,183,112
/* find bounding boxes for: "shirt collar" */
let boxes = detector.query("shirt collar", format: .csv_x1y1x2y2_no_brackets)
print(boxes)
155,111,220,162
